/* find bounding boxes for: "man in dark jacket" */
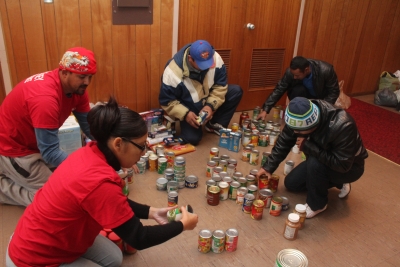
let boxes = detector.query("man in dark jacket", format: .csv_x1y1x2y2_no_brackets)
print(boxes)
159,40,243,145
257,56,339,120
257,97,368,218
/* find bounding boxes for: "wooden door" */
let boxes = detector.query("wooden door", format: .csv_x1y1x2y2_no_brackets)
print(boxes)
178,0,301,111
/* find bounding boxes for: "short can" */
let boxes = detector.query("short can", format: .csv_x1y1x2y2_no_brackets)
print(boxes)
185,175,198,188
164,168,175,181
198,229,213,253
207,186,220,206
156,177,168,191
261,151,271,166
275,249,309,267
242,193,255,213
284,160,295,176
167,191,178,207
211,230,225,253
225,228,239,252
269,196,283,216
205,179,217,197
155,144,165,157
245,174,256,186
251,199,265,220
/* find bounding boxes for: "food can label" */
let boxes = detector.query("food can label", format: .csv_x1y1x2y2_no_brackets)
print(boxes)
225,235,238,252
198,236,212,253
211,237,225,253
251,202,264,220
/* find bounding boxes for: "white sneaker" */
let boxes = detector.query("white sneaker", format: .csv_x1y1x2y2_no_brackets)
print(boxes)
305,203,327,219
338,183,351,199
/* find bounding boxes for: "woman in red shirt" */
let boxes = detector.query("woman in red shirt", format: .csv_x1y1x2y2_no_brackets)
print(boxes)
6,97,198,267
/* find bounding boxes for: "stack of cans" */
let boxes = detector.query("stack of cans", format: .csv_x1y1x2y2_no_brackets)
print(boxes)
174,156,186,188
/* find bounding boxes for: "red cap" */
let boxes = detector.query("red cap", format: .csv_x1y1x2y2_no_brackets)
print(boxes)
59,47,97,75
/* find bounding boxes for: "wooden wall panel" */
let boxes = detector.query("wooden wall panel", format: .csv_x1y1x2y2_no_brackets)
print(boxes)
382,1,400,73
135,26,151,112
150,0,161,110
0,0,17,86
41,2,59,70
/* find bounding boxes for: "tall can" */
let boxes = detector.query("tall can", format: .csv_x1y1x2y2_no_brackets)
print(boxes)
207,186,220,206
225,228,239,252
198,229,213,253
251,199,265,220
206,161,216,178
211,230,226,254
258,174,269,190
242,133,251,147
218,181,229,200
241,146,252,162
209,147,219,161
284,160,295,175
239,111,250,128
269,174,280,193
232,171,243,181
247,184,258,198
258,131,269,147
253,106,261,120
236,187,248,204
249,149,259,166
245,174,256,186
165,151,175,168
228,181,241,200
261,151,271,166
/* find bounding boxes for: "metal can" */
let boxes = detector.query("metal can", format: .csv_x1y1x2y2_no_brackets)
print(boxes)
205,179,217,197
250,133,259,147
258,174,269,190
157,157,167,174
149,154,158,171
242,132,251,147
198,229,213,253
258,188,273,208
261,151,271,166
210,147,219,161
227,164,235,176
272,106,282,119
225,228,239,252
228,158,237,169
219,171,228,178
212,166,223,178
251,199,265,220
222,176,232,185
266,120,274,130
236,187,248,204
231,122,239,132
228,181,240,200
239,111,250,128
238,177,247,188
174,156,186,172
126,168,134,184
253,106,261,120
165,151,175,168
221,154,230,161
281,196,289,211
155,144,165,156
211,230,225,254
249,169,258,177
242,118,251,130
136,159,146,174
242,193,255,213
140,155,149,169
164,168,175,181
156,177,168,191
218,181,229,200
245,174,256,186
284,160,295,175
250,119,259,130
250,149,259,166
219,159,228,172
272,122,281,132
185,175,198,188
247,184,258,198
211,156,220,166
241,146,251,162
258,131,269,147
197,110,208,125
258,122,266,131
167,191,178,207
167,180,178,193
270,196,283,216
207,186,220,206
269,131,278,146
206,161,216,178
269,174,280,193
212,175,222,183
275,249,309,267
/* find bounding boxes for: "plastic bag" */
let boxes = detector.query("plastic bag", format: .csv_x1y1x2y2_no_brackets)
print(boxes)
334,80,351,109
374,88,398,107
379,71,400,91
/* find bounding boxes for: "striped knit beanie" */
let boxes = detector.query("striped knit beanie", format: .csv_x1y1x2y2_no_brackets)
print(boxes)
284,97,320,130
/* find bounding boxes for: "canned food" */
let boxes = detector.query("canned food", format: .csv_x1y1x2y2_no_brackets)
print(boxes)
249,169,258,177
205,179,217,197
228,181,241,200
228,159,237,169
140,155,149,169
222,176,232,185
239,112,250,128
284,160,295,175
156,177,168,190
219,171,228,179
227,164,236,176
197,111,208,125
250,149,259,165
253,106,261,120
261,151,271,166
275,249,309,267
242,146,252,162
231,123,239,132
211,156,220,166
185,175,198,188
251,199,265,220
258,188,273,208
221,154,230,160
165,151,175,168
225,228,239,252
242,133,251,147
218,181,229,200
210,147,219,161
272,122,281,132
198,229,212,253
157,157,168,174
281,196,289,211
242,119,251,130
236,187,248,204
207,186,220,206
219,159,228,172
258,174,269,190
212,175,222,183
246,174,256,186
149,154,158,171
242,193,255,213
213,166,223,178
238,177,247,188
266,120,274,130
206,161,216,177
167,191,178,207
167,180,179,192
155,144,165,156
270,196,283,216
251,134,259,147
272,106,281,119
258,131,269,147
164,168,174,181
136,160,146,174
211,230,225,253
232,171,243,181
247,184,258,198
269,174,280,193
167,208,182,222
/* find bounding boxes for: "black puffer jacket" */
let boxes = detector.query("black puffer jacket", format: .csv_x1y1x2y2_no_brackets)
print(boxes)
262,59,340,113
262,100,368,174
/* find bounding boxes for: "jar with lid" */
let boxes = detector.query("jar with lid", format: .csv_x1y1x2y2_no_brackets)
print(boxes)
283,213,300,241
293,204,307,229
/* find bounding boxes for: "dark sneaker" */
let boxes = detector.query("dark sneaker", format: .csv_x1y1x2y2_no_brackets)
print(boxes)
205,121,224,136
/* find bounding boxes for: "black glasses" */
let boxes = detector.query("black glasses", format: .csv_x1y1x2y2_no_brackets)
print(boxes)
121,137,146,152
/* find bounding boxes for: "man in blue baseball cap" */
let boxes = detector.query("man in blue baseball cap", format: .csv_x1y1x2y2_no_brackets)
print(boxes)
159,40,243,145
257,97,368,218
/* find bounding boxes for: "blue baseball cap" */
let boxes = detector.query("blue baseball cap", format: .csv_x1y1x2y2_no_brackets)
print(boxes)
189,40,215,70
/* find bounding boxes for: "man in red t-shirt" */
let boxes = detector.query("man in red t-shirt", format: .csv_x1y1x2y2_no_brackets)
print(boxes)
0,47,97,206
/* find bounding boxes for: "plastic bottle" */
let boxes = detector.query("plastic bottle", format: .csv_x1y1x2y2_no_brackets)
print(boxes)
283,213,300,241
293,204,307,229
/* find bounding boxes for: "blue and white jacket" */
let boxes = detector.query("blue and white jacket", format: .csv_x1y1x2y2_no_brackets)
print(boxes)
159,43,228,120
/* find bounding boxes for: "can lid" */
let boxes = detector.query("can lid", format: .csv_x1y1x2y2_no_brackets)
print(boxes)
244,193,255,200
206,179,217,186
211,147,219,152
253,199,265,207
246,174,255,180
185,175,198,182
273,196,283,203
199,229,212,238
259,188,273,196
157,177,168,184
225,228,239,237
218,181,229,188
276,249,308,267
168,190,178,197
295,204,306,213
288,213,300,223
208,185,220,194
231,181,241,187
248,184,258,191
207,160,217,166
212,229,225,238
281,196,289,205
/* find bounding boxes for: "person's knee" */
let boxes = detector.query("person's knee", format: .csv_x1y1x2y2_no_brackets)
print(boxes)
228,84,243,98
180,133,202,146
109,250,123,267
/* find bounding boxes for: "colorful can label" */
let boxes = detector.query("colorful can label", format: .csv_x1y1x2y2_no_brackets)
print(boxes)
251,200,265,220
165,152,175,168
198,229,212,253
258,188,273,209
207,186,220,206
250,150,259,165
269,174,279,193
167,191,178,207
225,228,239,252
270,196,283,216
210,147,219,161
205,179,217,197
242,193,255,213
211,230,225,253
258,131,269,147
228,181,240,200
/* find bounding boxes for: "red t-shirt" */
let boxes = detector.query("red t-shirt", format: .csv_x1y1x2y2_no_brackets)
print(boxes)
8,142,134,266
0,69,90,157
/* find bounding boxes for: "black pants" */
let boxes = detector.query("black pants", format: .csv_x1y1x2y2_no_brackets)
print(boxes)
284,155,365,210
179,84,243,145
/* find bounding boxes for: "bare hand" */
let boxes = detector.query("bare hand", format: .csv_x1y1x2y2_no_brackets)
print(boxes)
200,106,213,122
180,206,198,231
149,206,177,225
256,168,271,180
257,110,267,121
185,111,200,129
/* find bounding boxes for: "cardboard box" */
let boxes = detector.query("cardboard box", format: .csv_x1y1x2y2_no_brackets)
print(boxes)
58,116,82,155
218,128,231,149
163,115,177,134
228,132,242,153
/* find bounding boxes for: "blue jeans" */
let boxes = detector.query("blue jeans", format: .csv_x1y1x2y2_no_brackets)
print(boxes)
284,156,365,210
6,234,123,267
179,84,243,145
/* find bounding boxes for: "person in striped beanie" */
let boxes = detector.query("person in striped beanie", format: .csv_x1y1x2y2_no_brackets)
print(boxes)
257,97,368,218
